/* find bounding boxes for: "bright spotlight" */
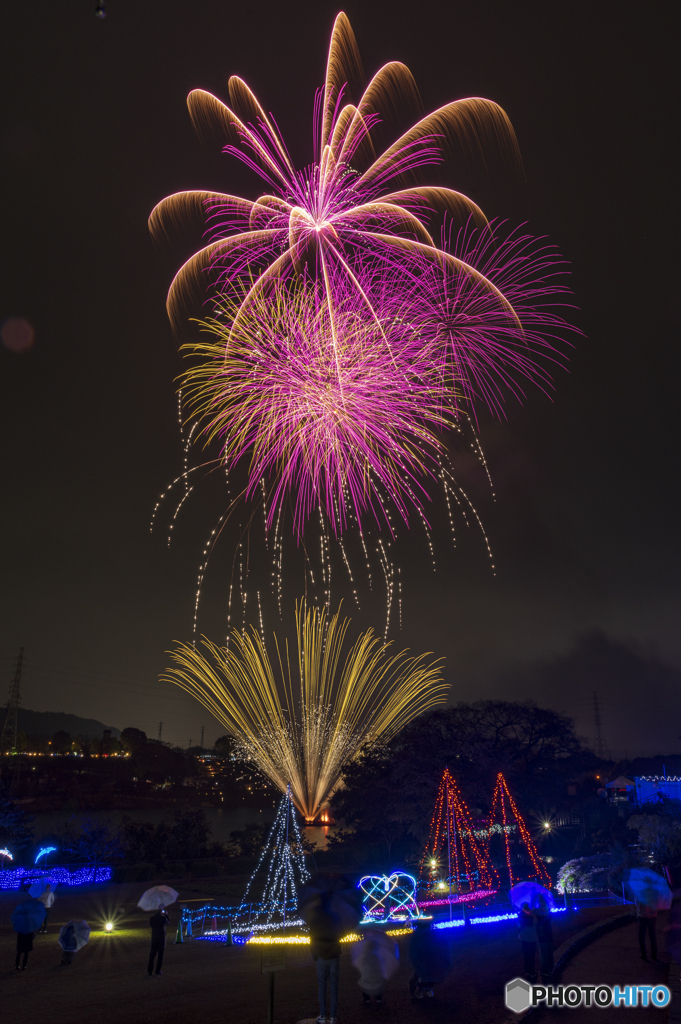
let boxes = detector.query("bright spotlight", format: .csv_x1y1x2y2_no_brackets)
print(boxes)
105,922,113,932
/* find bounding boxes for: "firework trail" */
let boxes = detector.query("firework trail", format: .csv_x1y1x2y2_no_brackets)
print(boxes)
162,602,447,821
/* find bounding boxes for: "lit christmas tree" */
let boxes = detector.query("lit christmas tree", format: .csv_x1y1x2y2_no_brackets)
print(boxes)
419,768,497,903
238,784,311,933
486,773,550,888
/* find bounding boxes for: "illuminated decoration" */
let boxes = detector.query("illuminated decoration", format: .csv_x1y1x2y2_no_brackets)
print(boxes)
419,768,497,903
419,890,497,908
486,773,551,889
35,846,57,865
105,922,113,932
434,906,568,930
0,866,112,891
0,848,14,867
237,784,310,932
359,872,421,924
164,603,445,821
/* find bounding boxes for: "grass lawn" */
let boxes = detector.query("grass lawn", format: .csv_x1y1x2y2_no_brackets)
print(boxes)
1,879,630,1023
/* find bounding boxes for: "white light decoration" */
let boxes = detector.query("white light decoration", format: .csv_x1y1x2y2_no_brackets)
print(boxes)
238,783,310,932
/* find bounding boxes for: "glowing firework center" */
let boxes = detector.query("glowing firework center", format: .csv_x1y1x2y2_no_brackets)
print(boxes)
359,872,422,924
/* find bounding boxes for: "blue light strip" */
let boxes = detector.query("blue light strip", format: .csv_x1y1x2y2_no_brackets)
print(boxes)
0,866,112,890
435,906,568,929
470,907,568,926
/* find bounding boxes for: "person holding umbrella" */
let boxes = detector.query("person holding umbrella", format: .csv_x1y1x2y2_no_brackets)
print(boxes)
137,885,179,977
300,874,362,1024
12,898,46,971
625,868,672,963
15,931,33,971
58,920,90,966
509,882,556,982
148,907,170,976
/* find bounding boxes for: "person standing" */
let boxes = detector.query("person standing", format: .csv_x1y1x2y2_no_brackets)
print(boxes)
38,884,55,933
352,927,399,1003
636,899,658,961
15,931,34,970
408,919,452,999
535,907,554,982
311,927,341,1023
148,908,170,976
518,903,539,982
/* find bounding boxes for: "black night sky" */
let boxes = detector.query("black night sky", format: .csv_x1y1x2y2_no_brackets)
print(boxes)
1,1,679,755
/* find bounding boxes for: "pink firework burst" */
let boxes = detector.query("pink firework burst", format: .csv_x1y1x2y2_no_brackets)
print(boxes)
183,274,454,535
149,11,525,360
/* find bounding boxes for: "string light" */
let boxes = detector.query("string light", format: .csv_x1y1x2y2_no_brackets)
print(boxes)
359,873,421,924
486,773,551,888
0,866,111,890
419,769,497,901
239,784,310,930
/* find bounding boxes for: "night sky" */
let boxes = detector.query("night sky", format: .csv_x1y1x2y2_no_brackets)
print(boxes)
1,1,679,755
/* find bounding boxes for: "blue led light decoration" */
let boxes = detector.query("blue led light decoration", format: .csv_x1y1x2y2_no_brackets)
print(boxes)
359,872,421,924
238,784,310,932
35,846,57,865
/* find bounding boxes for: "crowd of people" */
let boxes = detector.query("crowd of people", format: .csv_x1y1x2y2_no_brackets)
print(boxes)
12,882,169,975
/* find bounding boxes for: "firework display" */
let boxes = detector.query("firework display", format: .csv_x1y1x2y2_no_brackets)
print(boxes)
150,12,523,340
163,603,446,821
151,13,575,541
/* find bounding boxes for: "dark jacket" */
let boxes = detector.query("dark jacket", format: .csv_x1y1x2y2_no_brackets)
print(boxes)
535,913,553,944
16,932,34,953
311,936,342,960
150,911,169,945
409,925,452,984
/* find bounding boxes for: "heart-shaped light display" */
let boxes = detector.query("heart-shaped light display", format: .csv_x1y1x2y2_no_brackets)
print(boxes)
359,872,419,922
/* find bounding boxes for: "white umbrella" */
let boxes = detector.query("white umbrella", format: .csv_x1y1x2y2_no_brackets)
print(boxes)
137,885,179,911
59,920,91,952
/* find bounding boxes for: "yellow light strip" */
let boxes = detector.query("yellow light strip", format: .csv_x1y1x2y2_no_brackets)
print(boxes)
246,928,411,946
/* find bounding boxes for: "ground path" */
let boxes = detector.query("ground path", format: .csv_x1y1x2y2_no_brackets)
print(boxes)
0,880,636,1024
533,915,671,1021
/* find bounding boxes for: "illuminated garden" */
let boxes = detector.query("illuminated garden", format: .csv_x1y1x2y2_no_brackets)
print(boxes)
1,4,677,1023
